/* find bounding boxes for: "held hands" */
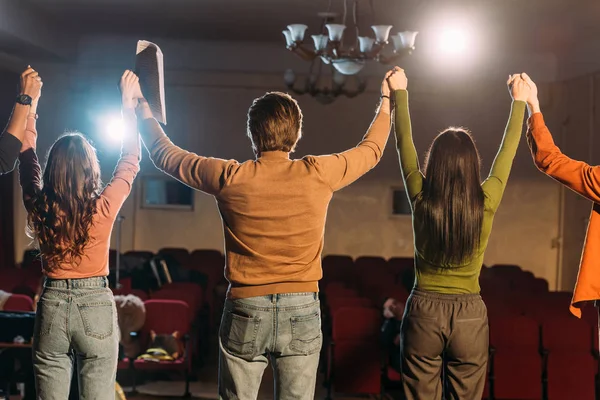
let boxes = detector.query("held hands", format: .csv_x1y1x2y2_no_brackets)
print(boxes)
383,66,408,95
508,73,531,102
119,70,144,110
507,72,540,115
20,66,43,102
521,73,540,115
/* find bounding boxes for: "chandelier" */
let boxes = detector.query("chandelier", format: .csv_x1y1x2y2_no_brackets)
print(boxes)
283,61,367,105
282,0,418,77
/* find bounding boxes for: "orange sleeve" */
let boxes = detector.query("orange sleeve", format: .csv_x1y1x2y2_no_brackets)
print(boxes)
527,113,600,203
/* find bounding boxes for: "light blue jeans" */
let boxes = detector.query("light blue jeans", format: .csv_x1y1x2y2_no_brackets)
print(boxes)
218,293,322,400
33,276,118,400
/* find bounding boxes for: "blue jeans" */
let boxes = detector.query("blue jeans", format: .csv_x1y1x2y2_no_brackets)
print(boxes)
33,276,118,400
218,293,322,400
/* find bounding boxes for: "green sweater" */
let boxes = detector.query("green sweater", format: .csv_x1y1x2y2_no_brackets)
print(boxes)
394,90,526,294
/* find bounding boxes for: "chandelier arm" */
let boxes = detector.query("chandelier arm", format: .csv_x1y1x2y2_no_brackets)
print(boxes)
378,48,413,65
353,0,359,50
289,45,318,61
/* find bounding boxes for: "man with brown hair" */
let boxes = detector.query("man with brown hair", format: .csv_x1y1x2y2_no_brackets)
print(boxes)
135,67,403,399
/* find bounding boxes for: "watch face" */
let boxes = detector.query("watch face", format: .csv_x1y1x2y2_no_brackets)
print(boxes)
17,94,32,105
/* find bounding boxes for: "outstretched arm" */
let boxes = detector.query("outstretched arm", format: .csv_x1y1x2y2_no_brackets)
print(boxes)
394,89,422,204
136,99,235,196
308,68,400,191
481,74,528,212
18,101,42,212
524,77,600,202
2,67,43,174
97,71,141,218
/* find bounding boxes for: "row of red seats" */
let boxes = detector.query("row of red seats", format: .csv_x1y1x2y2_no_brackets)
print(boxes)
321,276,599,400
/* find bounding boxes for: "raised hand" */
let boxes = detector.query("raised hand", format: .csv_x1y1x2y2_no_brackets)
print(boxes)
20,66,43,102
507,73,530,102
521,73,540,115
119,70,144,109
387,66,408,92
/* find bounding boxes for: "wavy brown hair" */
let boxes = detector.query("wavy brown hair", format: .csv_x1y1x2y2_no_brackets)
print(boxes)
415,128,485,266
26,133,102,272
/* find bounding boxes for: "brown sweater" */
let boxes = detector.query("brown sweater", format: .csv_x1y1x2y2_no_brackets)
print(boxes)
19,110,141,279
139,103,391,299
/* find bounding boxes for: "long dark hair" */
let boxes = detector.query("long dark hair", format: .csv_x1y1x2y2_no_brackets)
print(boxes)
415,128,485,266
26,133,102,272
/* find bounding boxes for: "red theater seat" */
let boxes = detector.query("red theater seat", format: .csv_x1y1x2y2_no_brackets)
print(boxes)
489,315,542,399
326,306,381,397
133,299,192,397
3,294,34,312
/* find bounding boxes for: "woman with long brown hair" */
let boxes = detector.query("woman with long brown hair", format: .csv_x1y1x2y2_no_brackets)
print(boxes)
18,70,142,399
391,69,531,399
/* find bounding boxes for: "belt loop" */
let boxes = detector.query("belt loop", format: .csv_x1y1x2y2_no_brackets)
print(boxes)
66,279,71,289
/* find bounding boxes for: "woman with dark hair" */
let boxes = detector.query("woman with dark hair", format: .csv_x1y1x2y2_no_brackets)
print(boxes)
18,70,142,400
0,67,42,174
391,70,530,399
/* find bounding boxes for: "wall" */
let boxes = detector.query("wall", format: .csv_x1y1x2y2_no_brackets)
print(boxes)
10,35,568,289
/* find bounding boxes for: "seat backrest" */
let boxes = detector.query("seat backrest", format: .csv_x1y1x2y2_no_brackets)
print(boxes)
159,247,191,267
489,315,540,349
150,289,200,320
190,249,224,268
542,316,593,352
4,294,34,312
328,297,372,314
354,256,387,270
332,306,380,341
142,299,191,336
333,339,381,395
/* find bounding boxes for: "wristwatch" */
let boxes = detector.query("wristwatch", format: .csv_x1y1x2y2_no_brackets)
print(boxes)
16,94,33,106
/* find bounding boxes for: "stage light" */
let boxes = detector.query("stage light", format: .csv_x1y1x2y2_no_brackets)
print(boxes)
104,116,126,143
438,27,469,56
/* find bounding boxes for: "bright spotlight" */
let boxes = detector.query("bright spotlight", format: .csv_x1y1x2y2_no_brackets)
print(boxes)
105,116,126,142
438,27,469,55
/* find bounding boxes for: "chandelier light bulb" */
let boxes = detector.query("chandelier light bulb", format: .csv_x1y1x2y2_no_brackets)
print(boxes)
333,71,346,86
287,24,308,42
398,31,419,49
332,60,365,75
371,25,393,43
311,34,329,51
358,36,375,53
282,30,294,47
325,24,346,42
283,69,296,86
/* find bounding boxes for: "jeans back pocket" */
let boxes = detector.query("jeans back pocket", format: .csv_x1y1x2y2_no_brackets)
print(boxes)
220,311,261,359
290,312,322,355
35,300,62,337
77,301,115,340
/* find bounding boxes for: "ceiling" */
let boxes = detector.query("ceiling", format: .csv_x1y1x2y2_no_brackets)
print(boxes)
19,0,600,54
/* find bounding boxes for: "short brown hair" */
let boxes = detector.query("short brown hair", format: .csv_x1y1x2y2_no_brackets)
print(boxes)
247,92,303,154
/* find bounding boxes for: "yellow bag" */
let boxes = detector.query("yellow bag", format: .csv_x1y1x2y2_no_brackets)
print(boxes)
115,382,126,400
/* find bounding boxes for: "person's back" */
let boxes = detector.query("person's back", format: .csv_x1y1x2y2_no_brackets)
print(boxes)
135,69,401,399
18,70,141,400
393,73,530,400
216,154,333,296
